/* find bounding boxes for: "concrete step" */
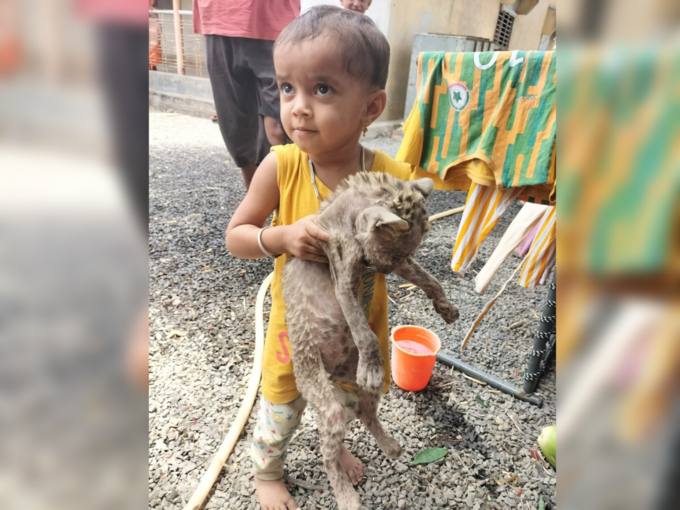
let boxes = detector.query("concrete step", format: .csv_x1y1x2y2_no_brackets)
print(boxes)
149,71,214,101
149,90,215,119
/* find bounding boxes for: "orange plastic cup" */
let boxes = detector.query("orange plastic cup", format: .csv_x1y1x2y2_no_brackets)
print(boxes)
391,325,441,392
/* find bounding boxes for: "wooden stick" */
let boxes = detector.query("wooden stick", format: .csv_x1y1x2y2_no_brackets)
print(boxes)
454,452,470,472
460,256,527,351
506,411,524,434
504,475,518,485
462,373,487,386
434,381,456,389
182,272,273,510
428,206,465,222
506,319,527,330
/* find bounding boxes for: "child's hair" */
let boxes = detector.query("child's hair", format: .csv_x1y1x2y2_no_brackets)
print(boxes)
273,5,390,91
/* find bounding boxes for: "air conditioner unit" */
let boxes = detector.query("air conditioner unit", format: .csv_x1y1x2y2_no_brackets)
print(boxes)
499,0,539,15
516,0,539,15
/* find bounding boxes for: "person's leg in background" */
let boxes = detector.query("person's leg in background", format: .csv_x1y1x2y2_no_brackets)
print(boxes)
96,23,149,235
246,39,288,162
264,115,286,146
205,35,260,190
96,23,149,389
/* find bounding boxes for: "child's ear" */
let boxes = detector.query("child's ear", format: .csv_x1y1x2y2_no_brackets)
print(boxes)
362,90,387,127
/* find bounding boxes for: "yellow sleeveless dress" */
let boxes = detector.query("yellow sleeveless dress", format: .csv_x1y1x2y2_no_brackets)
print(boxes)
262,144,412,404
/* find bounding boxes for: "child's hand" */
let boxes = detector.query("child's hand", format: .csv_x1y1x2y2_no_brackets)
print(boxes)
286,215,330,263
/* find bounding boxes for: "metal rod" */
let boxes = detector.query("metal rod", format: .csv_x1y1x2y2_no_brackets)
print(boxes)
436,351,543,407
172,0,185,76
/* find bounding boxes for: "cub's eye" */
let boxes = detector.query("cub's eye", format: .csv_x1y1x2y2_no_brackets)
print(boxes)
316,84,332,96
281,84,294,95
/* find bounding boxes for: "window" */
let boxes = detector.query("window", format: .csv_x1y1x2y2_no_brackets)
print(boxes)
493,9,515,50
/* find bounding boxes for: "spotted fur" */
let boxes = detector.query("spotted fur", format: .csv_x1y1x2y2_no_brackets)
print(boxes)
319,171,431,235
282,172,459,510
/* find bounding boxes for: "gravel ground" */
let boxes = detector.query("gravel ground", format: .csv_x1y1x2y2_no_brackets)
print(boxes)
149,112,556,510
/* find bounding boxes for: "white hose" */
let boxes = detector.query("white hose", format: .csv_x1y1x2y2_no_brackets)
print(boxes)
182,272,274,510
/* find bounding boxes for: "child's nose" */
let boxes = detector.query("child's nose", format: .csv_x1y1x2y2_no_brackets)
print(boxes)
292,94,312,118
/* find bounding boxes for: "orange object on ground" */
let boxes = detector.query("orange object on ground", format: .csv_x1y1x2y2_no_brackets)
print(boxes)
391,326,441,391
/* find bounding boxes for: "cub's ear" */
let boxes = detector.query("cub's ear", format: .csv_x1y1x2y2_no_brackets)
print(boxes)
410,178,434,198
357,206,408,232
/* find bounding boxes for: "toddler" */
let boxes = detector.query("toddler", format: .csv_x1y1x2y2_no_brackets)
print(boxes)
226,6,411,510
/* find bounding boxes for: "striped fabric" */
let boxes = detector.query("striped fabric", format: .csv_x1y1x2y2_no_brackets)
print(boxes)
397,50,556,204
519,205,556,287
451,183,523,273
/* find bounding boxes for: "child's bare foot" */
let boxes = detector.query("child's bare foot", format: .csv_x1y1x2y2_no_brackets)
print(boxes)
254,477,300,510
339,444,364,485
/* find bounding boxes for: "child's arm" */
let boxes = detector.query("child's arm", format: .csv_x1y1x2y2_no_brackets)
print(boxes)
226,152,330,262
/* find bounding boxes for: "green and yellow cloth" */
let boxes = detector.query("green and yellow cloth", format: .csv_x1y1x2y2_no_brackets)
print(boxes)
397,50,556,204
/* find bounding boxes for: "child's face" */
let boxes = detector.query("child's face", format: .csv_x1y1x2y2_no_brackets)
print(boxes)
340,0,372,14
274,36,379,155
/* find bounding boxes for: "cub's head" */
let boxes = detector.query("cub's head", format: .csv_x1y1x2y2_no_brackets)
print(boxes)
354,177,433,273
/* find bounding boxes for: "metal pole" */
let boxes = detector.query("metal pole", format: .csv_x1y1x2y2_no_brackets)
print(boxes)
172,0,185,75
436,351,543,406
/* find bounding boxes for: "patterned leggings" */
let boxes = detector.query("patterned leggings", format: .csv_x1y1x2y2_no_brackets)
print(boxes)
250,385,359,480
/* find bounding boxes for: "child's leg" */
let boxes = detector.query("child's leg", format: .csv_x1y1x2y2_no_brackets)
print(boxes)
251,395,306,510
251,394,306,480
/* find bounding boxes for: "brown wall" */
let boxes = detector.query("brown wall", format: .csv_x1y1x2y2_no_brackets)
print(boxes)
383,0,553,121
508,0,554,50
383,0,500,120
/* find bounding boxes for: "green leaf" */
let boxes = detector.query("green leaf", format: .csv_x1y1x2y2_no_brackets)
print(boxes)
475,395,488,407
538,495,545,510
410,447,448,466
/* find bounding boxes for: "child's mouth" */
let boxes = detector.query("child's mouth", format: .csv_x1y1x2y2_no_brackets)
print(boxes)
294,128,317,137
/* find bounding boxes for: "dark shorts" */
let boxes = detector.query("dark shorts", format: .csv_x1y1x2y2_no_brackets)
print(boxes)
96,23,149,233
205,35,281,168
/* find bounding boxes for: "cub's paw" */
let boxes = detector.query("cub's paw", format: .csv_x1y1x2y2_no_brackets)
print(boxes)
356,359,384,393
377,435,403,459
336,487,361,510
434,299,460,324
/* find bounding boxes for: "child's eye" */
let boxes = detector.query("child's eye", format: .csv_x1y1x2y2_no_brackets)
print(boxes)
316,84,332,96
281,83,294,95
